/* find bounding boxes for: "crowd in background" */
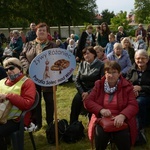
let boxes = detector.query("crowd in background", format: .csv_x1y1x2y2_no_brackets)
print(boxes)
0,23,149,64
0,22,150,149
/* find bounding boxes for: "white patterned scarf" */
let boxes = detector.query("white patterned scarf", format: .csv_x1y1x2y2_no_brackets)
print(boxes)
104,79,119,102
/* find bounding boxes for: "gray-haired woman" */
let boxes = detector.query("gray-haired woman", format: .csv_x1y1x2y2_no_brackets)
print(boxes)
126,49,150,145
9,30,23,58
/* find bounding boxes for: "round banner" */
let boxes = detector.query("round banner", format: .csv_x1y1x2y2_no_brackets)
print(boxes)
29,48,76,87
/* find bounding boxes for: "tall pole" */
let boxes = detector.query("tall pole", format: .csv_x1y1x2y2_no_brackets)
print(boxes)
53,86,59,150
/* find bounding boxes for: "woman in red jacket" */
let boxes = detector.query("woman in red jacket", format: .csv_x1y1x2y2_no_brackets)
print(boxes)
84,61,138,150
0,57,36,150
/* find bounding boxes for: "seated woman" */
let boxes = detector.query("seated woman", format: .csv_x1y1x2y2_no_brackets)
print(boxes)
107,43,132,77
133,35,147,51
121,37,135,64
116,26,127,43
56,39,65,49
70,46,104,124
84,61,138,150
67,39,76,54
9,30,23,58
126,49,150,145
94,45,108,62
0,57,36,150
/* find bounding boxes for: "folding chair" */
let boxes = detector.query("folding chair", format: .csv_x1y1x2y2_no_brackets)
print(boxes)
11,91,39,150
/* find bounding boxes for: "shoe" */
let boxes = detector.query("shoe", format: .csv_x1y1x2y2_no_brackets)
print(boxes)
34,124,42,131
135,130,147,146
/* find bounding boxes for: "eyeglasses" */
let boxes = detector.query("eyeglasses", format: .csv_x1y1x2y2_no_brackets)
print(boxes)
135,57,147,61
4,66,16,72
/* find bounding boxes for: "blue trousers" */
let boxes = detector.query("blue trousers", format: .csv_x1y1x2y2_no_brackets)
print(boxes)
136,96,150,129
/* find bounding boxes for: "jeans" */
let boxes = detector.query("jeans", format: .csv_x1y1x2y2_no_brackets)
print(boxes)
136,96,150,129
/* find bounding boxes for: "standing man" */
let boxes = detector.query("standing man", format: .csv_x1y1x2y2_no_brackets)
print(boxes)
26,23,37,43
135,24,147,42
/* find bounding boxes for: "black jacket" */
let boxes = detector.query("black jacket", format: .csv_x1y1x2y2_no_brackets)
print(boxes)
126,61,150,96
75,58,104,95
0,66,7,80
77,31,95,60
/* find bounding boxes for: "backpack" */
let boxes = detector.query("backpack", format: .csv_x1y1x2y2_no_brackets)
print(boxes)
46,119,69,144
63,121,85,143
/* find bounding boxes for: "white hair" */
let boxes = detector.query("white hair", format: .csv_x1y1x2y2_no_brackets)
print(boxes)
135,49,149,59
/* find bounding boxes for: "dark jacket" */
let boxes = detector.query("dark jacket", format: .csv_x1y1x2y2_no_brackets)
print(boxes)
77,31,95,60
0,66,7,80
135,28,147,42
97,32,109,48
116,31,127,42
125,47,135,64
26,30,37,42
9,37,23,58
126,61,150,96
75,58,104,95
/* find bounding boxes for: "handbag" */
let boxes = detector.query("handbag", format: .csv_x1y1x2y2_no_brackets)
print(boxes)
0,100,12,124
97,116,128,132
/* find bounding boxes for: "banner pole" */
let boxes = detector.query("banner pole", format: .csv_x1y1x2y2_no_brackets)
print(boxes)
53,86,59,150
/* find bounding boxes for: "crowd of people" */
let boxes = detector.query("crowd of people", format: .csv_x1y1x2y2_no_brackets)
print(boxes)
0,22,150,150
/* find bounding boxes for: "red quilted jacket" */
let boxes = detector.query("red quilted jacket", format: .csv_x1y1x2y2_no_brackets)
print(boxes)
84,75,139,145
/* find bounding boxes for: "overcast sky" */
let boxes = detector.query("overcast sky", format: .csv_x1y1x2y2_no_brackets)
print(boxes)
96,0,134,14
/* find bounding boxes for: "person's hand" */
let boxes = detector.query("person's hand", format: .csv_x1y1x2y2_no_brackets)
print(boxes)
86,40,91,45
0,94,7,102
134,90,139,97
100,109,111,117
133,85,141,92
113,114,126,128
82,92,89,101
76,57,80,61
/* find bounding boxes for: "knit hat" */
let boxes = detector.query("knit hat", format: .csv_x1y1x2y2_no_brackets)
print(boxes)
3,57,22,70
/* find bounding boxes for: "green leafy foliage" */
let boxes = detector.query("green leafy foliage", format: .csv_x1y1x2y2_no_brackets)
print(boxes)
134,0,150,23
110,11,135,36
100,9,115,25
0,0,98,28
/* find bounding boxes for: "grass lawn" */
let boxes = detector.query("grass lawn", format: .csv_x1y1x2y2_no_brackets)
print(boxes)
22,80,150,150
17,47,150,149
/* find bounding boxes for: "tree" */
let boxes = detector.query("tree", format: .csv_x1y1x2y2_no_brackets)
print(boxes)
110,11,134,36
134,0,150,23
0,0,98,28
99,9,115,25
144,16,150,24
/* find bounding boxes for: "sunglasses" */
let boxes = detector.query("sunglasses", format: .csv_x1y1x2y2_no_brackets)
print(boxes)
4,66,16,72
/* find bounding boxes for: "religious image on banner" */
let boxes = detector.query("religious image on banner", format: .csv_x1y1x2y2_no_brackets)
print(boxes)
29,48,76,87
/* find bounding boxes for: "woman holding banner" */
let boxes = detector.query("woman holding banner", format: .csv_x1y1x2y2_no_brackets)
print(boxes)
20,22,57,130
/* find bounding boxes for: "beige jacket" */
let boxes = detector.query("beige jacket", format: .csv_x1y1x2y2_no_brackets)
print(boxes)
20,40,57,92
